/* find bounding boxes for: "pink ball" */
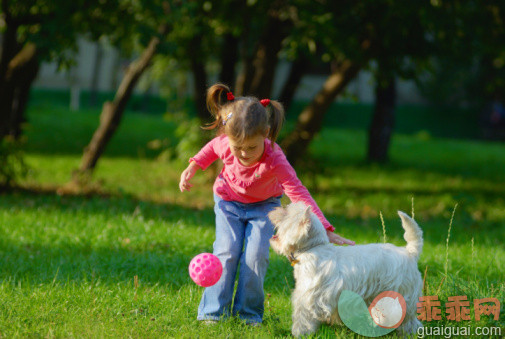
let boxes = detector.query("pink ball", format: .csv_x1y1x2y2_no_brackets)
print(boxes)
189,253,223,287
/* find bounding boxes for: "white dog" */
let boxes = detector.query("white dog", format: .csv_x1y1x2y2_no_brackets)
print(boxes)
269,202,423,337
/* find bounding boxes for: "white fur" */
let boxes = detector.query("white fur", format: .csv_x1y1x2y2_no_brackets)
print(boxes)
269,203,423,337
371,296,403,327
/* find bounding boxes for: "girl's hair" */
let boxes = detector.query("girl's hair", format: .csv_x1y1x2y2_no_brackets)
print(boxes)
203,83,284,149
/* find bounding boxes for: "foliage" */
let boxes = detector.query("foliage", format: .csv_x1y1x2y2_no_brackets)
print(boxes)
0,0,133,67
416,1,505,107
173,114,205,165
147,0,270,98
147,55,191,104
0,137,28,190
145,111,206,165
284,0,435,73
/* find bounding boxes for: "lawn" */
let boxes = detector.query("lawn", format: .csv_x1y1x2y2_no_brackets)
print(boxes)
0,96,504,337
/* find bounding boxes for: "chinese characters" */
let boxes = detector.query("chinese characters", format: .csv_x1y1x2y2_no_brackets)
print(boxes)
417,296,500,322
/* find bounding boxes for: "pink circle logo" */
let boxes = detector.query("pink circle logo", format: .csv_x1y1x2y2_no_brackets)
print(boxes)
368,291,407,329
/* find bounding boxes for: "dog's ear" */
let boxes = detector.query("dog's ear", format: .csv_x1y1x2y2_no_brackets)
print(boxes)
300,205,312,231
268,206,287,226
303,205,311,221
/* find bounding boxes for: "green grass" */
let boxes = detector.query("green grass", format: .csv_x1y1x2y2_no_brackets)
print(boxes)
0,98,504,337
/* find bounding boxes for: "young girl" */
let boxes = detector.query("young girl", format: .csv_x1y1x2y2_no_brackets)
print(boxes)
179,83,354,325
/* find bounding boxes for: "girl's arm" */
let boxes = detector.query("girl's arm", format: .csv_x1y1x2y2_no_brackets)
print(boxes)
274,154,355,245
179,161,201,192
179,137,220,192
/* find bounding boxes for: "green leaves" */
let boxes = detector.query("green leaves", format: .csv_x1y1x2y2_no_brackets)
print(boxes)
0,137,28,190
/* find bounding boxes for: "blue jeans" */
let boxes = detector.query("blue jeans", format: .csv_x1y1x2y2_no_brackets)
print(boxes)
197,194,281,323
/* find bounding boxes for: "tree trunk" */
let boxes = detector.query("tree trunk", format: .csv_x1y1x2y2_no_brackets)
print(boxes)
0,24,19,84
219,33,239,88
0,42,38,139
189,36,209,123
75,35,161,179
235,8,291,98
279,55,310,113
281,59,361,165
234,3,253,96
367,75,396,163
0,24,21,138
9,44,40,138
235,53,254,96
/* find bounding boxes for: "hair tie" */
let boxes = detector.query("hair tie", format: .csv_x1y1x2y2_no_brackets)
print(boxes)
260,99,270,107
227,92,235,101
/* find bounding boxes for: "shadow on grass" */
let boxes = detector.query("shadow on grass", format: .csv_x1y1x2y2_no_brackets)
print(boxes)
0,188,208,286
0,240,192,286
2,186,215,225
311,180,505,201
3,185,494,246
0,237,295,295
1,187,503,289
0,188,296,292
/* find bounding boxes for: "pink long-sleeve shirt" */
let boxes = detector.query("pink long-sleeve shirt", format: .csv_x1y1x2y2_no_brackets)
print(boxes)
189,135,335,232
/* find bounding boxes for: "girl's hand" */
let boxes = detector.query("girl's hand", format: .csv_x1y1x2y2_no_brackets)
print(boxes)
179,162,199,192
326,229,355,246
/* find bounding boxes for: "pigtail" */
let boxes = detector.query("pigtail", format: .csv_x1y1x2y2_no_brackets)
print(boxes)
267,100,285,148
203,83,232,131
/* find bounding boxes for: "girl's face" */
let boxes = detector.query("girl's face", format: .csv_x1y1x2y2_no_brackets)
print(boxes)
229,134,266,166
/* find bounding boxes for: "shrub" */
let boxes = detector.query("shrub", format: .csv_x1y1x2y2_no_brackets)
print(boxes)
0,137,28,190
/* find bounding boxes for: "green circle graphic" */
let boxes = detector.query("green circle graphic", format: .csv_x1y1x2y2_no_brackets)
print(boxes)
338,290,405,337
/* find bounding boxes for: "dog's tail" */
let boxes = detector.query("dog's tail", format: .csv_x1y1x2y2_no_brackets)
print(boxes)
398,211,423,260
